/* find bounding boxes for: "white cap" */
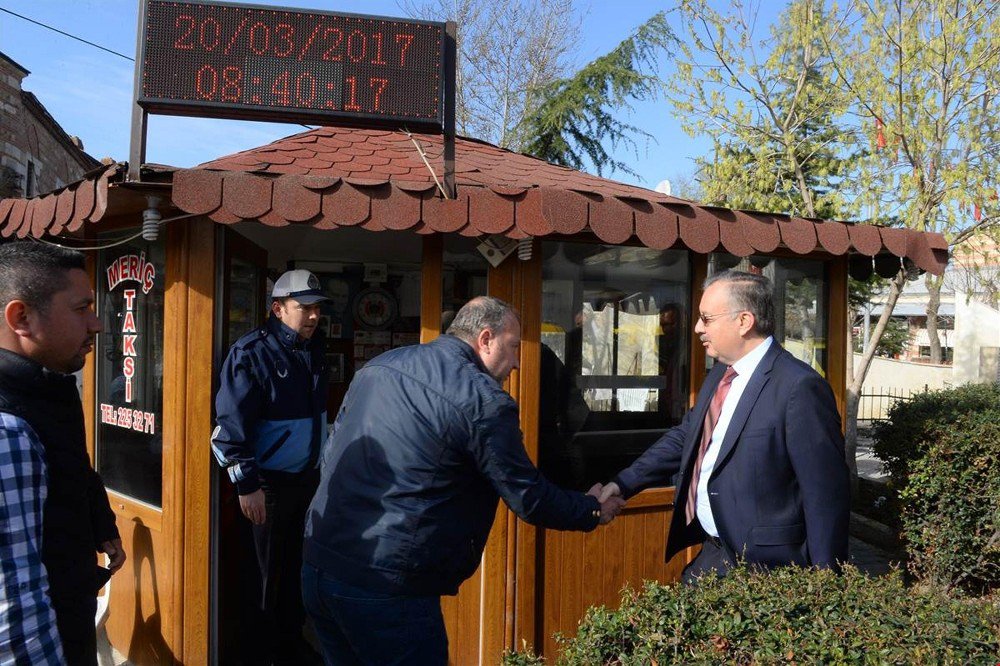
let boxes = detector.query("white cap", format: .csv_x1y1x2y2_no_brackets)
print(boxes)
271,270,329,305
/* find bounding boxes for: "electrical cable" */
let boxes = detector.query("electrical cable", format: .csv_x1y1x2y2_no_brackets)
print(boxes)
0,6,134,61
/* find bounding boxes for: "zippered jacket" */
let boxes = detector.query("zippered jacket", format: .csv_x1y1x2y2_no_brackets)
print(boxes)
212,315,328,494
303,334,599,597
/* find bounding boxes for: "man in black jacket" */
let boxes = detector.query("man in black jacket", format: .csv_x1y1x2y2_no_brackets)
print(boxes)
0,241,124,666
303,296,624,665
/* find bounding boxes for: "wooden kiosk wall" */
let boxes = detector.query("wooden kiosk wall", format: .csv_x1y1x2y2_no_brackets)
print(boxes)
87,226,849,664
86,218,216,665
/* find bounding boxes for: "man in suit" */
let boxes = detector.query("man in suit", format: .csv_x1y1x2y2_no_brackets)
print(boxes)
600,270,849,583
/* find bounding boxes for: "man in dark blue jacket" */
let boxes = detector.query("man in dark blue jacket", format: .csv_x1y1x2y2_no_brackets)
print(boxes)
303,296,624,665
212,269,329,665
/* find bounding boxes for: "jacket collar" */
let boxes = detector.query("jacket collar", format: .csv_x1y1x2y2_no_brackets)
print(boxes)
266,313,316,351
434,334,492,378
0,348,78,400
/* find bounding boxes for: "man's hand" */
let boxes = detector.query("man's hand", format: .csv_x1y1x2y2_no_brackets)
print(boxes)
598,482,621,504
239,489,267,525
588,482,626,525
101,538,127,573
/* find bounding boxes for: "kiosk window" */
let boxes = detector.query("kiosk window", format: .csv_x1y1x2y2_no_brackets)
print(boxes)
538,242,690,491
708,255,829,376
95,238,165,507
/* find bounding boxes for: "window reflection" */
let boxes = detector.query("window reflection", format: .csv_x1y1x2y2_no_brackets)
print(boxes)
442,236,488,331
539,242,690,490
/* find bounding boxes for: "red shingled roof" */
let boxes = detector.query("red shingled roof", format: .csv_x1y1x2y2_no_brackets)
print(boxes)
0,126,948,276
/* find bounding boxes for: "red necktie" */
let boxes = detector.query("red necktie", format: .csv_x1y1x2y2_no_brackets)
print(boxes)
686,366,738,524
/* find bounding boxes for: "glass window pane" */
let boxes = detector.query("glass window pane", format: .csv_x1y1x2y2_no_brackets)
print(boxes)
96,237,166,507
707,255,828,375
442,236,488,331
539,242,690,491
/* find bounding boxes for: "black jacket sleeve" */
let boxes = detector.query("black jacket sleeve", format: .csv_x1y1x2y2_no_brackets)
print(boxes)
469,395,600,531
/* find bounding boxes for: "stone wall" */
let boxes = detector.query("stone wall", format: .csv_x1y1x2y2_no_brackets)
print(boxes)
0,52,96,198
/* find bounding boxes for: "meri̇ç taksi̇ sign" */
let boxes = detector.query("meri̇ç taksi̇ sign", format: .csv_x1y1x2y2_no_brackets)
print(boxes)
99,252,156,435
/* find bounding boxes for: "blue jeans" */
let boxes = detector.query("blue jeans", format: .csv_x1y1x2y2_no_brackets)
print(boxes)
301,563,448,666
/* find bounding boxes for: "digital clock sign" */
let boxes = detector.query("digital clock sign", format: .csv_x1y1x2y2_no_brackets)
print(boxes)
137,0,447,129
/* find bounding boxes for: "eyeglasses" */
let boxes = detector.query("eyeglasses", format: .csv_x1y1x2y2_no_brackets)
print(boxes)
698,310,742,325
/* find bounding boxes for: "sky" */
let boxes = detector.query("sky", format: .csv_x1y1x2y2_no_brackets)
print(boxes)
0,0,780,191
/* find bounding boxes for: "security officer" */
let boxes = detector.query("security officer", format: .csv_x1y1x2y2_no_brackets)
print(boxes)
212,269,328,665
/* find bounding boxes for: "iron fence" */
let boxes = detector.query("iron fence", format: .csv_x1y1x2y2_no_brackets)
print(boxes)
857,385,937,423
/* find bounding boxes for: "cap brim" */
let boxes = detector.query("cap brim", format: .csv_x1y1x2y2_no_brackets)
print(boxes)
296,294,330,305
272,291,330,304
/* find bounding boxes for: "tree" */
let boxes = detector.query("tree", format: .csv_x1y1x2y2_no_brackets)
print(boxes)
829,0,1000,365
402,0,576,150
521,12,677,177
667,0,854,218
402,0,578,151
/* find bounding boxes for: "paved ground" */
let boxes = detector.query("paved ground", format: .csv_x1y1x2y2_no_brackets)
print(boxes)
856,435,888,481
848,535,899,576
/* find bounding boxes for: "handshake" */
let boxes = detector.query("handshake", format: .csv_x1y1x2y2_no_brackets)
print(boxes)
586,481,625,525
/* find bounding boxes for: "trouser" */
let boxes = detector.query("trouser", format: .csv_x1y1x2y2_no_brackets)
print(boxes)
301,563,448,666
53,595,98,666
248,469,318,662
681,534,736,586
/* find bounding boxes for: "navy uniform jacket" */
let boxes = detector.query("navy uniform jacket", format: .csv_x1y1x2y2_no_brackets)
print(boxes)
211,314,328,494
304,335,600,597
614,342,849,570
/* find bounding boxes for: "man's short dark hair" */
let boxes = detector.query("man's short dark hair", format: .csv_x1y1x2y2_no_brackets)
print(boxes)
446,297,519,341
0,241,87,313
704,269,775,336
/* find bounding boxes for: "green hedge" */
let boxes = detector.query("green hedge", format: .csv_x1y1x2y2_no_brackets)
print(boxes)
502,567,1000,665
871,382,1000,482
901,410,1000,595
870,382,1000,594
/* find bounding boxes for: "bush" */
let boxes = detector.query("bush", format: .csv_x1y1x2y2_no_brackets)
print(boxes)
901,410,1000,595
871,382,1000,482
502,567,1000,665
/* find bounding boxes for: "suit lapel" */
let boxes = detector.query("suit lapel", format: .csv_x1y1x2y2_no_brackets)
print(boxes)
677,363,726,476
711,343,783,473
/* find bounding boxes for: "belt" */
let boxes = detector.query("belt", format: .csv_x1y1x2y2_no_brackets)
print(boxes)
704,535,724,548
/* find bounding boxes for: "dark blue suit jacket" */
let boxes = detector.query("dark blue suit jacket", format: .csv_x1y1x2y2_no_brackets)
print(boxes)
613,341,849,569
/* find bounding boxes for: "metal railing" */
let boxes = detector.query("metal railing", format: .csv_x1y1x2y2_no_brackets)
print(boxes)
857,385,932,423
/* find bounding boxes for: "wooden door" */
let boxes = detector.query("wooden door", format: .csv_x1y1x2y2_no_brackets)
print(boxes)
211,227,268,665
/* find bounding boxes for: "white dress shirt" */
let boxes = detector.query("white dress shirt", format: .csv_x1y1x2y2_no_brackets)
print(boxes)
696,336,774,536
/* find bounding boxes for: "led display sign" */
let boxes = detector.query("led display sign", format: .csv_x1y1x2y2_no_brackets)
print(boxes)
137,0,446,129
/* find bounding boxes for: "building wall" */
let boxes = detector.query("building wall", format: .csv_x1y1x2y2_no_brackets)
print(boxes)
953,290,1000,384
854,353,952,418
0,53,95,197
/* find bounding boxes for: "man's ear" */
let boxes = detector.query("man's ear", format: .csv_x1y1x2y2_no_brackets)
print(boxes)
270,300,283,317
3,300,32,338
738,311,757,337
475,326,493,353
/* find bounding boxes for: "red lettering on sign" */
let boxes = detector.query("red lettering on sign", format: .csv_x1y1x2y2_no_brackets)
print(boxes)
395,33,414,67
123,334,137,357
371,32,386,65
344,75,361,111
221,66,243,102
122,312,137,334
174,15,196,49
274,23,294,57
123,289,136,311
322,28,344,61
196,64,217,100
123,357,135,378
370,77,388,111
144,412,156,435
199,17,221,51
